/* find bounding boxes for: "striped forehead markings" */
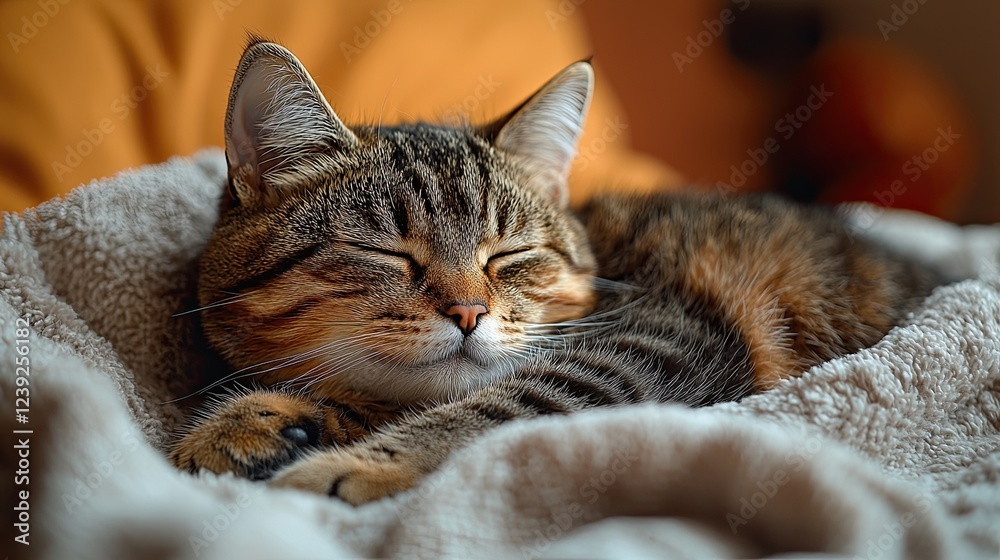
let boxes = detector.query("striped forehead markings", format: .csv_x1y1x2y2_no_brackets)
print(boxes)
362,131,543,248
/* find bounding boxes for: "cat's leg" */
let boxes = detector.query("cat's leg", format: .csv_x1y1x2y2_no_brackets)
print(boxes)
269,395,507,504
268,349,658,504
170,389,372,480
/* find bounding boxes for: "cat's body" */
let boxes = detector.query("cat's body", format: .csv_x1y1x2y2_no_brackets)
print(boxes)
170,39,936,503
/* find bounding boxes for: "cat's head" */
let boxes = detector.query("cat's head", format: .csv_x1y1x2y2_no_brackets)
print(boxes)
198,39,597,404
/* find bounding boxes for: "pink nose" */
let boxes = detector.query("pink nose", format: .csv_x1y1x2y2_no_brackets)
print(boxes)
443,303,489,336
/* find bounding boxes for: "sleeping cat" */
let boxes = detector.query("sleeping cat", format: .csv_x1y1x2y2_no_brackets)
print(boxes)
170,38,936,504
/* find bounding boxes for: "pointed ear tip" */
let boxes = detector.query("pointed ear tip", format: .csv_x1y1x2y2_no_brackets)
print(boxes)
244,31,269,46
563,61,595,86
240,37,296,64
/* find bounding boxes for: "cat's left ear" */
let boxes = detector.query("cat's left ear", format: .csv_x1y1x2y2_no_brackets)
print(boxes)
482,61,594,207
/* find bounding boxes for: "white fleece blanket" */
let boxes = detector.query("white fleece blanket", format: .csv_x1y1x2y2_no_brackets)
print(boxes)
2,149,1000,560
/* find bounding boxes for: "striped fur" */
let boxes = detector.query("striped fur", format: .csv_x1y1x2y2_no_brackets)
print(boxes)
170,40,936,502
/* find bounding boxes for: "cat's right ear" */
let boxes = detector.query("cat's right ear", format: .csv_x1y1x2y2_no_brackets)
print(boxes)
224,39,357,207
481,61,594,207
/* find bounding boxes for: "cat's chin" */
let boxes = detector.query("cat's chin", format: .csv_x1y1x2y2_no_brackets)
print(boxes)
338,322,527,403
315,353,515,405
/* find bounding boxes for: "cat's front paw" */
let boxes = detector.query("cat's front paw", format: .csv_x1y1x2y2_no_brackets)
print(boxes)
170,391,333,480
269,441,422,505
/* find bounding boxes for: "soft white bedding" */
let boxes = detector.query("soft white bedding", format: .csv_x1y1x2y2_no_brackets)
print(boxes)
2,149,998,559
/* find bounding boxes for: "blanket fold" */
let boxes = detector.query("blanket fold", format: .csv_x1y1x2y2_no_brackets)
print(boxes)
2,149,999,560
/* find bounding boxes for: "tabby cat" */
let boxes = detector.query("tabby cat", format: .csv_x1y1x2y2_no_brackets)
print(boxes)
170,39,935,504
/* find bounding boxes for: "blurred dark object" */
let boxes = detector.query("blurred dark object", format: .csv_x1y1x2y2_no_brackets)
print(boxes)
582,2,992,221
727,1,825,76
777,39,976,218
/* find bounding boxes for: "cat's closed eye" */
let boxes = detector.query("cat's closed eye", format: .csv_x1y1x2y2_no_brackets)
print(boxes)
347,243,421,270
487,247,532,263
483,246,534,272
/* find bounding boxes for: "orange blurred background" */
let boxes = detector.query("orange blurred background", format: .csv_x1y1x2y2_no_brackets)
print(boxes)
583,0,994,223
1,0,996,223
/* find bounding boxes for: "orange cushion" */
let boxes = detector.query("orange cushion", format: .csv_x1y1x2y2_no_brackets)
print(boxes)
0,0,681,213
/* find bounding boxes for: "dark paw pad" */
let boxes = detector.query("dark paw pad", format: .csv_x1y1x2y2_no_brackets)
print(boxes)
280,425,318,447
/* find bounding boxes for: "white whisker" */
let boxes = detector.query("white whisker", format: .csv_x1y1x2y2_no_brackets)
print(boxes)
172,294,248,317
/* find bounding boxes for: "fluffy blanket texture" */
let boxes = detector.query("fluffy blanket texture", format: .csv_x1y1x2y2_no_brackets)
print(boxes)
2,149,999,560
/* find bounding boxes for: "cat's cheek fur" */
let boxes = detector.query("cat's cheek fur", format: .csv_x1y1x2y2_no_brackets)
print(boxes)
538,270,598,324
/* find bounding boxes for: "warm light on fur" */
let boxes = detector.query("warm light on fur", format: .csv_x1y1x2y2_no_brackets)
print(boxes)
173,39,938,502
